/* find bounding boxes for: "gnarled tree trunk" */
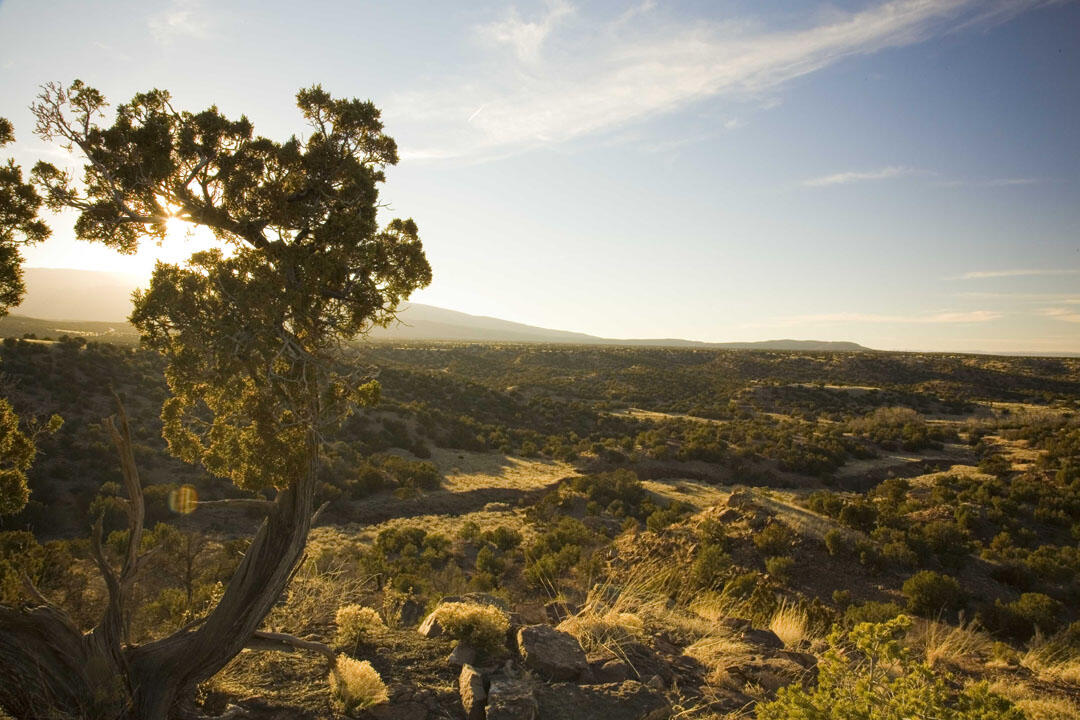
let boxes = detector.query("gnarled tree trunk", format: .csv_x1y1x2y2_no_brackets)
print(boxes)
0,401,329,720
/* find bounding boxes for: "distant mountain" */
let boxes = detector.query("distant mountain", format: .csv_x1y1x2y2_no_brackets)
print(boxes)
6,267,871,352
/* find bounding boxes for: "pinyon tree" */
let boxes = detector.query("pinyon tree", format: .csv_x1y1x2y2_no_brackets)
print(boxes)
0,81,431,719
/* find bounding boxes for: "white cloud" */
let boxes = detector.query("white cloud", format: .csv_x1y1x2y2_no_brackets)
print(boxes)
802,165,917,187
392,0,1057,159
958,269,1080,280
477,0,573,65
1039,307,1080,323
149,0,209,45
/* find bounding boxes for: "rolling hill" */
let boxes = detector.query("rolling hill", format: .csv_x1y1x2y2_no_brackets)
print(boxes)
5,268,870,351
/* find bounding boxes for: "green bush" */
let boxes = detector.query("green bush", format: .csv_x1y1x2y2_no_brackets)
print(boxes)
756,616,1022,720
753,522,795,556
690,543,730,590
765,555,794,582
902,571,965,617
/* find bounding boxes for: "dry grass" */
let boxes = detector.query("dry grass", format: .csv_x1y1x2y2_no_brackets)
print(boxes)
329,655,389,715
429,601,510,655
907,617,992,669
430,447,573,493
768,600,818,649
333,605,386,649
987,680,1080,720
1021,635,1080,686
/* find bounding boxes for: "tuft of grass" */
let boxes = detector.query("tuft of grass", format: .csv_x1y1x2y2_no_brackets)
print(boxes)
329,655,389,715
1020,632,1080,685
333,604,386,650
908,617,991,669
768,600,819,649
430,601,510,655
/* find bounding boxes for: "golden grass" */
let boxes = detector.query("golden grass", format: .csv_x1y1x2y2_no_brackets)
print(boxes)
329,655,389,714
986,680,1080,720
768,600,818,649
907,617,992,669
333,604,386,649
1021,634,1080,686
430,447,574,493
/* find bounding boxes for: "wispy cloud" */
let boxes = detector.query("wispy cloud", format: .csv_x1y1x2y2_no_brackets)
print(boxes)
958,269,1080,280
392,0,1057,160
148,0,210,45
749,310,1003,327
934,176,1044,188
1039,307,1080,323
478,0,574,65
802,165,918,187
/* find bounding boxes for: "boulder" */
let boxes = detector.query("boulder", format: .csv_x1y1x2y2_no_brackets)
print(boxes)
449,643,477,668
486,677,537,720
741,628,785,651
459,664,486,720
533,681,669,720
417,612,443,639
517,625,588,681
589,658,629,684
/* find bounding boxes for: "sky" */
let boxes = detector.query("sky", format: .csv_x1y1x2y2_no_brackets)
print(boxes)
1,0,1078,353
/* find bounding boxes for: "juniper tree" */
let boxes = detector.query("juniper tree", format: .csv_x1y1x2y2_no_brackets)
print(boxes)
0,82,431,719
0,117,54,517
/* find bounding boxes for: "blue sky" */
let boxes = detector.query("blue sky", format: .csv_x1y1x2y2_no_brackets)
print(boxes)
1,0,1077,352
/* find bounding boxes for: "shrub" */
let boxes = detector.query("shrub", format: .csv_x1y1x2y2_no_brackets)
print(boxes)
329,655,389,715
824,529,851,557
843,601,904,626
430,602,510,655
333,605,385,649
756,616,1022,720
766,555,795,582
902,571,965,617
690,543,730,590
753,522,795,556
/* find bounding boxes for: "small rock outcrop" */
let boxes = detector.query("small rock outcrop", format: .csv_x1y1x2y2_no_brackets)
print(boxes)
517,625,588,681
533,681,669,720
486,677,538,720
459,664,486,720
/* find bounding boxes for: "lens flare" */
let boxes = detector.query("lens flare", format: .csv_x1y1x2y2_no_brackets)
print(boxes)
168,484,198,514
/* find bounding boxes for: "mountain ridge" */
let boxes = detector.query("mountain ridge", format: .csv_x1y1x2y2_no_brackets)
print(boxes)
10,267,870,351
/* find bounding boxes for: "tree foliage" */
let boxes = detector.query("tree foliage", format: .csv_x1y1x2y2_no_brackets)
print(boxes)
757,616,1022,720
0,81,431,720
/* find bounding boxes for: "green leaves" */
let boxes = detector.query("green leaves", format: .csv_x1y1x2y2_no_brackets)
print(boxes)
33,83,431,490
0,117,50,314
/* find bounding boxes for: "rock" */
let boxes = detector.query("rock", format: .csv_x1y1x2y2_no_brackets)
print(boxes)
449,643,477,668
517,625,588,681
590,658,629,684
779,650,818,670
417,612,443,639
459,664,486,720
741,628,785,651
533,681,669,720
619,642,674,682
486,678,537,720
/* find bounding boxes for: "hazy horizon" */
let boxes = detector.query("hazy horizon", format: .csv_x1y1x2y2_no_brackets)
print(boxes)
2,0,1078,353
